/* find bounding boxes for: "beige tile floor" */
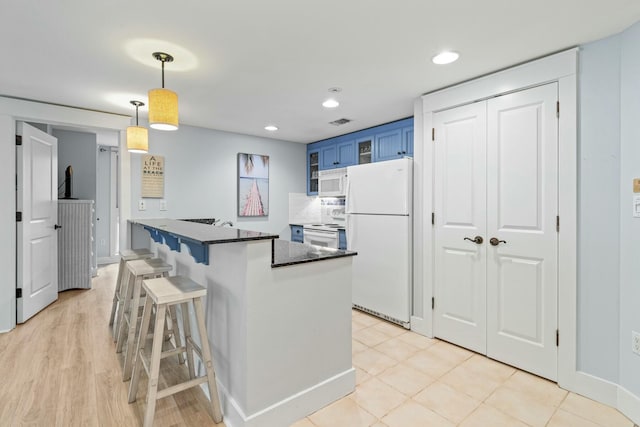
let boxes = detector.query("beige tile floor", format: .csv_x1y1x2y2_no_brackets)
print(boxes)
292,310,635,427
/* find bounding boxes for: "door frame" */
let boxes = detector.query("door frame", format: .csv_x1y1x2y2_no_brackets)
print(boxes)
0,96,131,332
411,49,578,391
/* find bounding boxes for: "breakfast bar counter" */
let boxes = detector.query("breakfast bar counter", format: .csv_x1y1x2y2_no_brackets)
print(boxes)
129,219,356,427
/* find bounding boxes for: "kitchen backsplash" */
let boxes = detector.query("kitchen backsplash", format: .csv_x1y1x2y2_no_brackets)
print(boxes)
288,193,345,224
288,193,321,224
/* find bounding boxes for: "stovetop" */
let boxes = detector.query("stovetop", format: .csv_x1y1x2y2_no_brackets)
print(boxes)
303,223,345,232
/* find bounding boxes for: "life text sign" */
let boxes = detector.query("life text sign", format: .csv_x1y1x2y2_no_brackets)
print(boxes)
141,155,164,198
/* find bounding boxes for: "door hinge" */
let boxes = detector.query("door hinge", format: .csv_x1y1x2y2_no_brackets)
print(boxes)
16,288,22,298
432,212,435,225
556,101,560,118
15,135,22,146
432,297,435,310
556,329,559,346
432,128,435,141
16,212,22,222
556,215,560,232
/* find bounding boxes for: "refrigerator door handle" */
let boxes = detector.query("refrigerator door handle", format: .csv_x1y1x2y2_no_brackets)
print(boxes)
345,175,353,214
346,214,353,250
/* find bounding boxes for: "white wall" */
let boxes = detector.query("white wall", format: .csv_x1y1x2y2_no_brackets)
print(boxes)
619,21,640,399
577,21,640,419
577,36,621,382
127,123,306,239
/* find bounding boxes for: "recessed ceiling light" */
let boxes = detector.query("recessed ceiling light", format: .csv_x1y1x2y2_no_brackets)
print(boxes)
322,99,340,108
264,125,278,131
432,51,459,65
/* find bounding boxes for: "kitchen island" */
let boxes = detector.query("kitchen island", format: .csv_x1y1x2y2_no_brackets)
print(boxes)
129,219,357,427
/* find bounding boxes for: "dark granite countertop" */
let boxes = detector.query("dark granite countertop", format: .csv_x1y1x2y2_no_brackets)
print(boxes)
131,218,279,244
272,239,356,268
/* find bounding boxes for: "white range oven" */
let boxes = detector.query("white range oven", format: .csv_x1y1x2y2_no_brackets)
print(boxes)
303,224,342,249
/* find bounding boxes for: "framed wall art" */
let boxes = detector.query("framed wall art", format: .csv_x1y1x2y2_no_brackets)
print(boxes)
141,155,164,198
238,153,269,217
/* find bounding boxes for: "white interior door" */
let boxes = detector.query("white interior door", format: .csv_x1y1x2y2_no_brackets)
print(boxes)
16,122,59,323
486,83,558,380
433,102,487,354
432,84,558,380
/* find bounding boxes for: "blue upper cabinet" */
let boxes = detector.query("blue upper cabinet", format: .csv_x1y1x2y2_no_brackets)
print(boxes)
373,128,403,162
307,149,320,195
307,117,413,195
321,139,356,169
374,122,414,162
403,126,414,158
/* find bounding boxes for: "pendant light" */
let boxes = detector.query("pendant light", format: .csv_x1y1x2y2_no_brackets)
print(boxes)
127,100,149,153
148,52,179,131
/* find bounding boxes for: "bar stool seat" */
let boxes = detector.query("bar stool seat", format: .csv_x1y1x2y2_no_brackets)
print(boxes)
116,258,178,381
128,276,222,427
109,249,154,339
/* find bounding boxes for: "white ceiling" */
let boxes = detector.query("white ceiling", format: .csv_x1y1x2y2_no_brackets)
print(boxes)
2,1,640,143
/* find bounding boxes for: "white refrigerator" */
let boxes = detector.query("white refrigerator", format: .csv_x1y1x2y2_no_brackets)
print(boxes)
346,157,412,326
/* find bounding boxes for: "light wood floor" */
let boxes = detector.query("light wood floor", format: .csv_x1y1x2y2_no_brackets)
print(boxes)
0,263,635,427
0,262,223,427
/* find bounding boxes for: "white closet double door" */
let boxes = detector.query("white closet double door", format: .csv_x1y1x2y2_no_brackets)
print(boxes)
433,83,559,381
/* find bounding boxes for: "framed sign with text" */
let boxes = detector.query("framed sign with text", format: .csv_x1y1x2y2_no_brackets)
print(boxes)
141,155,165,198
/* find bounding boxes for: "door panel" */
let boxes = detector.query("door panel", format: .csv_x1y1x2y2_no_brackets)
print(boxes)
433,101,487,354
17,122,58,323
495,255,543,342
441,247,482,325
487,83,558,380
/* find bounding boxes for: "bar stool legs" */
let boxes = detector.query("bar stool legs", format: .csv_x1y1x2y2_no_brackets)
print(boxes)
109,249,153,340
128,276,223,427
114,258,174,381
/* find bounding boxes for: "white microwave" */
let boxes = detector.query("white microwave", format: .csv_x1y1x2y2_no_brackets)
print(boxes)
318,168,347,197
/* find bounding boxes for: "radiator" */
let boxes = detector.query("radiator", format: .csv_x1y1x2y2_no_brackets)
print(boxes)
58,200,94,291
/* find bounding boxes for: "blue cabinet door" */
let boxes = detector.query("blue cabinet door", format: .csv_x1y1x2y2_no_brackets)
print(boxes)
307,149,320,195
290,225,304,243
336,140,356,167
338,229,347,250
320,145,337,169
373,128,403,162
403,126,414,157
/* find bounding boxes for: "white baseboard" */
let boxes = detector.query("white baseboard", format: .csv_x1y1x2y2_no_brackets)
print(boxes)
410,315,432,337
566,371,640,425
219,368,355,427
569,371,618,407
618,386,640,425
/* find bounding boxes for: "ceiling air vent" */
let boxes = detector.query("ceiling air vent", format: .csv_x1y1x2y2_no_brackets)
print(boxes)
329,118,352,126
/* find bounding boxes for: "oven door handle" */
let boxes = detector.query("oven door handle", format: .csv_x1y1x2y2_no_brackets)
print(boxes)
304,229,338,236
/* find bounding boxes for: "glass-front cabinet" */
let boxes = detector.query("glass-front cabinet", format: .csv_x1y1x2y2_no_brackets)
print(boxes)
306,117,413,195
308,150,319,195
357,138,372,164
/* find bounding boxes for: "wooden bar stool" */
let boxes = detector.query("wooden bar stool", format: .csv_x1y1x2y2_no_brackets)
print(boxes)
128,276,222,427
109,249,154,340
116,258,181,381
